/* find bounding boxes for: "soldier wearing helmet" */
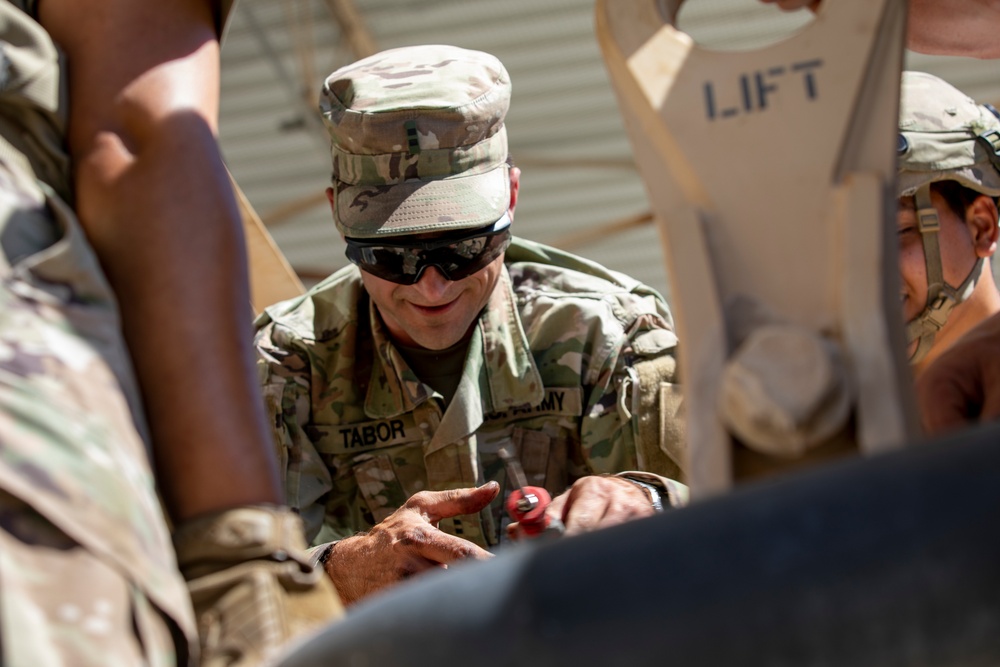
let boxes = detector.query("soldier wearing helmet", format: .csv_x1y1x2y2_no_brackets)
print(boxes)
896,71,1000,375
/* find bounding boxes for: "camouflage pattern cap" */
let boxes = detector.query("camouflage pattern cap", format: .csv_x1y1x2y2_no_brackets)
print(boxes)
320,44,511,239
898,71,1000,197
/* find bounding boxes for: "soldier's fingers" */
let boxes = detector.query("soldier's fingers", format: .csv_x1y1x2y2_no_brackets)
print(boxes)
506,522,523,541
550,483,591,534
400,527,493,565
544,490,569,527
396,555,445,581
406,481,500,523
596,500,653,528
560,495,605,536
559,478,648,535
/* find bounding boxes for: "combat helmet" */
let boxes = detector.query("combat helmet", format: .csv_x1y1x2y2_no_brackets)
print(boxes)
897,71,1000,363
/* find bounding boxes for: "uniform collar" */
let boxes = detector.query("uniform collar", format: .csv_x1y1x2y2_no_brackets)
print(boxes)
363,265,544,419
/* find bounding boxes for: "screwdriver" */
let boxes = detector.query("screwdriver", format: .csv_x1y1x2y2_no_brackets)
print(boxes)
498,446,565,538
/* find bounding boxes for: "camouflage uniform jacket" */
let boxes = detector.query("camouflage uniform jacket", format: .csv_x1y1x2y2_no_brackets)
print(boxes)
0,1,234,659
255,238,683,548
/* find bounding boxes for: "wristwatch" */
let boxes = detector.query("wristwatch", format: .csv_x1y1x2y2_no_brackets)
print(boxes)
622,477,664,512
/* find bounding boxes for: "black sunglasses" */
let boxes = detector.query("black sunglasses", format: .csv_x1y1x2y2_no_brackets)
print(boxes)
344,223,512,285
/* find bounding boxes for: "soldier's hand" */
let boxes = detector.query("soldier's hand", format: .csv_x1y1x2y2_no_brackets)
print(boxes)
916,311,1000,436
322,482,499,605
509,475,653,539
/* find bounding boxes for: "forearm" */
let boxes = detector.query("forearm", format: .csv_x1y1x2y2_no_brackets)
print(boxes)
46,0,282,521
80,130,283,519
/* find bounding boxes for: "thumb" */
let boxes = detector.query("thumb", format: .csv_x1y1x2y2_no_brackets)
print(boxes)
408,481,500,523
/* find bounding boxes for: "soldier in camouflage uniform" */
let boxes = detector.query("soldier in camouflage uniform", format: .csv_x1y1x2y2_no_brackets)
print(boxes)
0,2,340,665
894,72,1000,428
255,44,688,606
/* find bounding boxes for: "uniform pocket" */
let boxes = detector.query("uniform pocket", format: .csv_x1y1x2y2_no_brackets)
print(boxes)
511,427,568,496
350,443,429,525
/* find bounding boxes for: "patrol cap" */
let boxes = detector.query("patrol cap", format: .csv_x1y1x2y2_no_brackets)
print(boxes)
319,44,511,239
898,71,1000,198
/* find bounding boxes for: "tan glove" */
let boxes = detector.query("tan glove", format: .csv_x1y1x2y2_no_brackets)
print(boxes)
173,505,344,667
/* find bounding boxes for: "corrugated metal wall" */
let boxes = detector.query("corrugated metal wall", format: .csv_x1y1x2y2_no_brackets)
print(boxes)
220,0,1000,302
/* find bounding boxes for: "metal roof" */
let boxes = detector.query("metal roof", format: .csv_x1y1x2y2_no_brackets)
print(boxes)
220,0,1000,301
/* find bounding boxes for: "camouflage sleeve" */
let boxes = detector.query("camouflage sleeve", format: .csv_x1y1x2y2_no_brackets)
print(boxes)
254,320,333,545
578,306,685,483
629,343,687,483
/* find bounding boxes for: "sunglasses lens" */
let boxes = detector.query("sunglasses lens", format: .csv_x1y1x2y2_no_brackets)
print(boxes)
433,232,509,280
349,245,424,284
345,229,510,285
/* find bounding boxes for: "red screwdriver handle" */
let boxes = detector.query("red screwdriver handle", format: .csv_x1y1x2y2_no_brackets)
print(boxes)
506,486,559,537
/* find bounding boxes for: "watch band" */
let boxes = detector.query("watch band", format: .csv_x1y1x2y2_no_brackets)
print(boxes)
623,477,664,512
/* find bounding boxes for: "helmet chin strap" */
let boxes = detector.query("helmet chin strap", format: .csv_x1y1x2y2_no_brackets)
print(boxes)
905,183,983,364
